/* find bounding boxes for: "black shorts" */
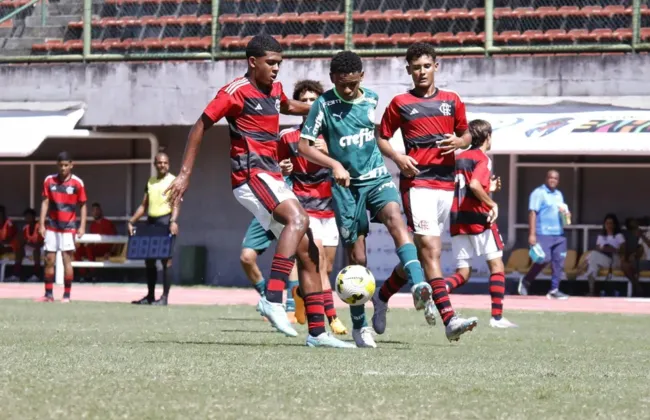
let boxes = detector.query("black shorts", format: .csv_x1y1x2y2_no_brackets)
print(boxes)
148,214,171,227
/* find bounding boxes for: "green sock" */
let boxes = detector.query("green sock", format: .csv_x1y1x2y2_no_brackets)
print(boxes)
350,304,367,330
253,278,266,297
286,279,298,312
397,243,424,286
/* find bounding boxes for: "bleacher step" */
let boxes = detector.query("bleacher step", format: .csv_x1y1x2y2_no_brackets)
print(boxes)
27,14,80,28
21,25,66,38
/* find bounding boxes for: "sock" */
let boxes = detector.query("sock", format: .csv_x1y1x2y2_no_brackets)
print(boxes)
44,272,54,297
63,275,72,298
161,265,171,298
145,259,157,300
445,272,468,293
396,244,424,286
266,254,295,303
350,304,367,330
322,288,337,322
286,279,298,312
304,292,326,337
378,268,408,303
428,277,456,326
253,278,266,297
489,272,506,320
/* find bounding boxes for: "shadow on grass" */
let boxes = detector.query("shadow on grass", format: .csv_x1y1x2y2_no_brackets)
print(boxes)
212,317,263,323
143,339,305,348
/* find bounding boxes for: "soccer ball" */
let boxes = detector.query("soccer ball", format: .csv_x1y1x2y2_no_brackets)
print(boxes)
335,265,376,306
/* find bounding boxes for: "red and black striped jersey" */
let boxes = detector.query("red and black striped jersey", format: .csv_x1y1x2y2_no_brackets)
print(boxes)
380,88,468,192
277,125,334,219
203,76,289,189
42,174,87,233
450,149,492,236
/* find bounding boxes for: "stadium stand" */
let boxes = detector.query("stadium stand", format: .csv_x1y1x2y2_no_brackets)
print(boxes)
0,0,645,56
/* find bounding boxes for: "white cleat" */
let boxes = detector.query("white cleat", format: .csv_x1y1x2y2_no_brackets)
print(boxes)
424,299,437,326
445,316,479,342
352,327,377,348
489,317,518,329
257,297,298,337
306,333,357,348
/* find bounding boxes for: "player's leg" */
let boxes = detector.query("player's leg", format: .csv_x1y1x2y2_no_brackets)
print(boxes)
61,250,74,302
314,217,347,334
345,237,376,348
240,218,274,297
35,230,59,302
8,240,25,282
371,264,407,334
546,236,569,299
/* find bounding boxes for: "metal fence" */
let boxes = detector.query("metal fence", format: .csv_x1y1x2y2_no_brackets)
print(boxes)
0,0,649,62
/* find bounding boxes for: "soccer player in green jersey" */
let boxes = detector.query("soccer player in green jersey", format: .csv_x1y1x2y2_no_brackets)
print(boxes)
298,51,432,348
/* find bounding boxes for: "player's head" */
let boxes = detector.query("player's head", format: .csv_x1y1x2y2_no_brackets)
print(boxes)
545,169,559,190
293,80,324,104
154,152,170,177
245,35,283,89
56,151,73,178
405,43,438,92
23,208,37,223
330,51,364,101
469,119,492,151
91,202,104,220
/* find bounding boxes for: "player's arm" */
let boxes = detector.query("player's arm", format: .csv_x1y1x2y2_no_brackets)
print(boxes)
469,160,498,223
169,203,180,235
39,197,48,237
279,88,310,116
78,202,87,237
298,138,349,187
528,190,541,246
378,100,419,177
128,193,149,235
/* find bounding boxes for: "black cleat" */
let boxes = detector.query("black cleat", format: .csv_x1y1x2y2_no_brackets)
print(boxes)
132,296,154,305
152,296,168,306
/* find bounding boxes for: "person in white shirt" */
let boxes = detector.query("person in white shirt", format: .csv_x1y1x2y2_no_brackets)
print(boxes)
584,214,624,296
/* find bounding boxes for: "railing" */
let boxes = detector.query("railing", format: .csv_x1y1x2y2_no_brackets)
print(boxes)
0,0,649,62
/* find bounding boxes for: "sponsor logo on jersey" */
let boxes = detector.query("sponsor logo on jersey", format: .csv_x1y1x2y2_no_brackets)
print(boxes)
367,107,375,123
312,109,325,137
377,181,396,192
339,128,375,148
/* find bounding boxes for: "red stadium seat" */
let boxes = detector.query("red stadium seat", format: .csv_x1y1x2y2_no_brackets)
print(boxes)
411,32,433,43
568,29,592,42
323,34,344,48
581,6,604,17
64,39,83,52
447,8,470,19
602,5,626,16
558,6,580,16
512,7,535,18
544,29,571,43
613,28,632,41
383,10,407,21
522,30,545,44
389,33,411,47
432,32,456,46
493,7,513,18
591,28,616,43
469,8,485,19
320,11,344,22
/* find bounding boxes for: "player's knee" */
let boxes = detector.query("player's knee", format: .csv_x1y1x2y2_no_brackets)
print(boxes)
419,237,441,259
286,209,310,235
240,248,257,268
488,258,505,273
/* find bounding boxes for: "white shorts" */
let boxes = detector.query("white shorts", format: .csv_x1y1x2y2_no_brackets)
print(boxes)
309,216,339,247
44,230,76,252
452,224,504,269
403,187,453,236
233,172,298,238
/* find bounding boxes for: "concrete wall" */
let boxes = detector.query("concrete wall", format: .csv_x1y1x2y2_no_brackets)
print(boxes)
1,54,649,126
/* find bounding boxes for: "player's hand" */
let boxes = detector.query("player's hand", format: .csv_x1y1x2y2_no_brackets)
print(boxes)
528,233,537,246
127,223,135,236
489,175,502,193
487,204,498,224
280,159,293,176
169,221,179,236
165,174,189,207
332,163,350,187
395,154,420,178
77,227,85,238
39,225,46,238
437,133,466,156
314,138,329,154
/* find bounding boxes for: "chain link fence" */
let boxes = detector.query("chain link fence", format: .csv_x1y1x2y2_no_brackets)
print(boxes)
2,0,649,59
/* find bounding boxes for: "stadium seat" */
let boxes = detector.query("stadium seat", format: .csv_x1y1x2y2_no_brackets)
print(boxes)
542,249,577,276
565,251,590,279
504,248,531,275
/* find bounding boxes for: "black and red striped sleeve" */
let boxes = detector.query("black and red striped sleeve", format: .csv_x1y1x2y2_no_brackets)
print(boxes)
379,97,402,140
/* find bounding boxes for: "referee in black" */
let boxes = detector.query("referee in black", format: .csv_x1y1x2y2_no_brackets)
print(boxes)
129,152,179,306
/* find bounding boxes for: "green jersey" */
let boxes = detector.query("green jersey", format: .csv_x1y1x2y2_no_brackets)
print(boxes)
301,87,388,185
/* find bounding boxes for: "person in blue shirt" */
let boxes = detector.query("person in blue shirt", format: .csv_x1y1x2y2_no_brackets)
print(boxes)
518,170,570,299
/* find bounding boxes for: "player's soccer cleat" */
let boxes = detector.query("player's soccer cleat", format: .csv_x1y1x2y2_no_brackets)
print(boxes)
329,317,348,335
61,296,71,303
371,293,388,334
286,311,298,324
445,316,479,342
546,289,569,300
517,276,529,296
489,317,518,328
352,327,377,348
410,282,432,311
257,297,298,337
423,299,437,326
306,332,357,349
152,296,168,306
35,295,54,303
291,286,306,325
132,296,153,305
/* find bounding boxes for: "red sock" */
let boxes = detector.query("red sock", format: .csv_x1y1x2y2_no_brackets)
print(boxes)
378,268,408,303
427,277,456,326
304,292,326,337
445,272,468,293
322,289,337,321
266,254,294,303
44,272,54,296
489,272,506,320
64,275,73,297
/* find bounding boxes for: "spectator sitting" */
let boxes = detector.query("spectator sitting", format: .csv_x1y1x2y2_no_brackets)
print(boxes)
0,205,18,259
582,213,624,296
6,208,44,282
74,202,118,281
620,218,645,297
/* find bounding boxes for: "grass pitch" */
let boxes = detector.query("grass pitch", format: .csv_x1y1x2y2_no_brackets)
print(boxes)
1,300,649,419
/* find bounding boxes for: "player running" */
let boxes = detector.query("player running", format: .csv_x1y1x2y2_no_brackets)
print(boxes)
166,35,353,349
297,51,433,348
375,42,478,341
447,119,517,328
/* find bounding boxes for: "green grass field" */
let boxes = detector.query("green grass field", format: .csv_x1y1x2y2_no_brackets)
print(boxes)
1,300,649,419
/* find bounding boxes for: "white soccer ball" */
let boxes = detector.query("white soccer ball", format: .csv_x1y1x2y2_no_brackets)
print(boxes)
335,265,376,306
